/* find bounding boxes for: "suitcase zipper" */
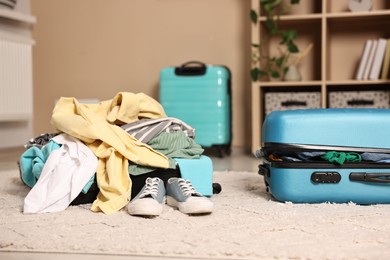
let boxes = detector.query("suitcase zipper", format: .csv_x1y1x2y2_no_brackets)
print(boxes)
267,160,390,169
262,142,390,155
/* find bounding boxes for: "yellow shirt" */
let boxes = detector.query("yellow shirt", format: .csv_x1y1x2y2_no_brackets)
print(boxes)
51,92,169,214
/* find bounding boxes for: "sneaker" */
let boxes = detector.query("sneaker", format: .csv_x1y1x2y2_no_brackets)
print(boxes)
166,177,213,215
127,177,165,217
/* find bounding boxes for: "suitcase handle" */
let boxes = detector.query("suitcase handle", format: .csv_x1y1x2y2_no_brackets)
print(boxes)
349,172,390,183
175,61,207,76
347,99,374,106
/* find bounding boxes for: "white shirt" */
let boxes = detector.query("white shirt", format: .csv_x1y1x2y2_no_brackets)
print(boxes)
24,134,98,214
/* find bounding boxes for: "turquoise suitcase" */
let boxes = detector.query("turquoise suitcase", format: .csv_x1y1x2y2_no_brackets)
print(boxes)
159,61,232,157
258,108,390,204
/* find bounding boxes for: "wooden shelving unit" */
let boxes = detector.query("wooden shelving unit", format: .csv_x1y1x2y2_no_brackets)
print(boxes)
251,0,390,153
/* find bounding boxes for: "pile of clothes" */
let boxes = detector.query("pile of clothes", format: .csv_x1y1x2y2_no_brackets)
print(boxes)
18,92,205,215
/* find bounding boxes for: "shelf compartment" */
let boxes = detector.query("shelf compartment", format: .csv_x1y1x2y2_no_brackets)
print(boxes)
258,19,322,82
327,0,390,13
326,9,390,21
259,1,322,16
326,16,390,81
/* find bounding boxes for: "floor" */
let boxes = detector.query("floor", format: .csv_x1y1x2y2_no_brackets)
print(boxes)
0,146,260,260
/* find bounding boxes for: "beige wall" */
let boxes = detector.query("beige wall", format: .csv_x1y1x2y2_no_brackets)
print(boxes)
31,0,252,150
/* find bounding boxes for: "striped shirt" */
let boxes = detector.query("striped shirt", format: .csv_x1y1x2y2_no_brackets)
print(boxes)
121,117,195,143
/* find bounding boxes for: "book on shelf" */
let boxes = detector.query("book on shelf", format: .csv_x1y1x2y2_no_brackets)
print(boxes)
362,39,378,80
381,39,390,80
369,38,388,80
355,39,373,80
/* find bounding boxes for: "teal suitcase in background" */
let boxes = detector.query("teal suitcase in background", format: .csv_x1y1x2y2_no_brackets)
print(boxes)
159,61,232,157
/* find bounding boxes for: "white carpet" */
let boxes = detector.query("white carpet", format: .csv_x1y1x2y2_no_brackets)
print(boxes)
1,169,390,259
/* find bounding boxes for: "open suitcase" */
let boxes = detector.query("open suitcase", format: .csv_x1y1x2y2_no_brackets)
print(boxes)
257,108,390,204
159,61,232,157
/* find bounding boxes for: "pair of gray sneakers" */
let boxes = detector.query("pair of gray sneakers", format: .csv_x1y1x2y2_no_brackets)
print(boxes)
127,177,213,217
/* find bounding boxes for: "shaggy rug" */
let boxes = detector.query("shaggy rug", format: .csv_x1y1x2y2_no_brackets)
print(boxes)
1,169,390,259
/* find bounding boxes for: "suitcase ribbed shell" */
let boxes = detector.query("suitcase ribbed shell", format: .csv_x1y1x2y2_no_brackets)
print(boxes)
160,64,231,148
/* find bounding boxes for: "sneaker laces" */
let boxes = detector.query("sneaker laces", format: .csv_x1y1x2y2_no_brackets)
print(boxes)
139,178,161,199
177,179,202,197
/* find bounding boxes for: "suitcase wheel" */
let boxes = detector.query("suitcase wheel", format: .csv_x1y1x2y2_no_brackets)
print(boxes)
217,145,231,158
212,182,222,194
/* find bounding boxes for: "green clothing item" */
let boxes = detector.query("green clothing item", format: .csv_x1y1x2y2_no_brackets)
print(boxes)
321,151,362,165
129,131,204,175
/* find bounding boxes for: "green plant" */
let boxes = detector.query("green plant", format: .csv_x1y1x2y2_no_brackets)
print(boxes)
250,0,301,81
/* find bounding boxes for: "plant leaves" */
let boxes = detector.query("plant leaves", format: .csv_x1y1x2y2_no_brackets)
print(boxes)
287,42,299,53
281,30,297,43
251,43,260,48
254,0,302,81
262,0,282,12
285,30,298,39
250,9,258,24
265,18,277,34
275,56,285,68
271,70,280,78
251,68,267,81
283,66,289,75
258,70,268,78
251,68,260,81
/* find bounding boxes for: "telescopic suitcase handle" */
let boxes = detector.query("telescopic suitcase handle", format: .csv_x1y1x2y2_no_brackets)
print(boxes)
175,61,207,76
349,172,390,183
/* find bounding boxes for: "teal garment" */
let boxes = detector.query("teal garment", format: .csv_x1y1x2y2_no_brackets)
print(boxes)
20,141,61,188
321,151,362,165
175,156,213,196
19,140,95,194
129,131,204,175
